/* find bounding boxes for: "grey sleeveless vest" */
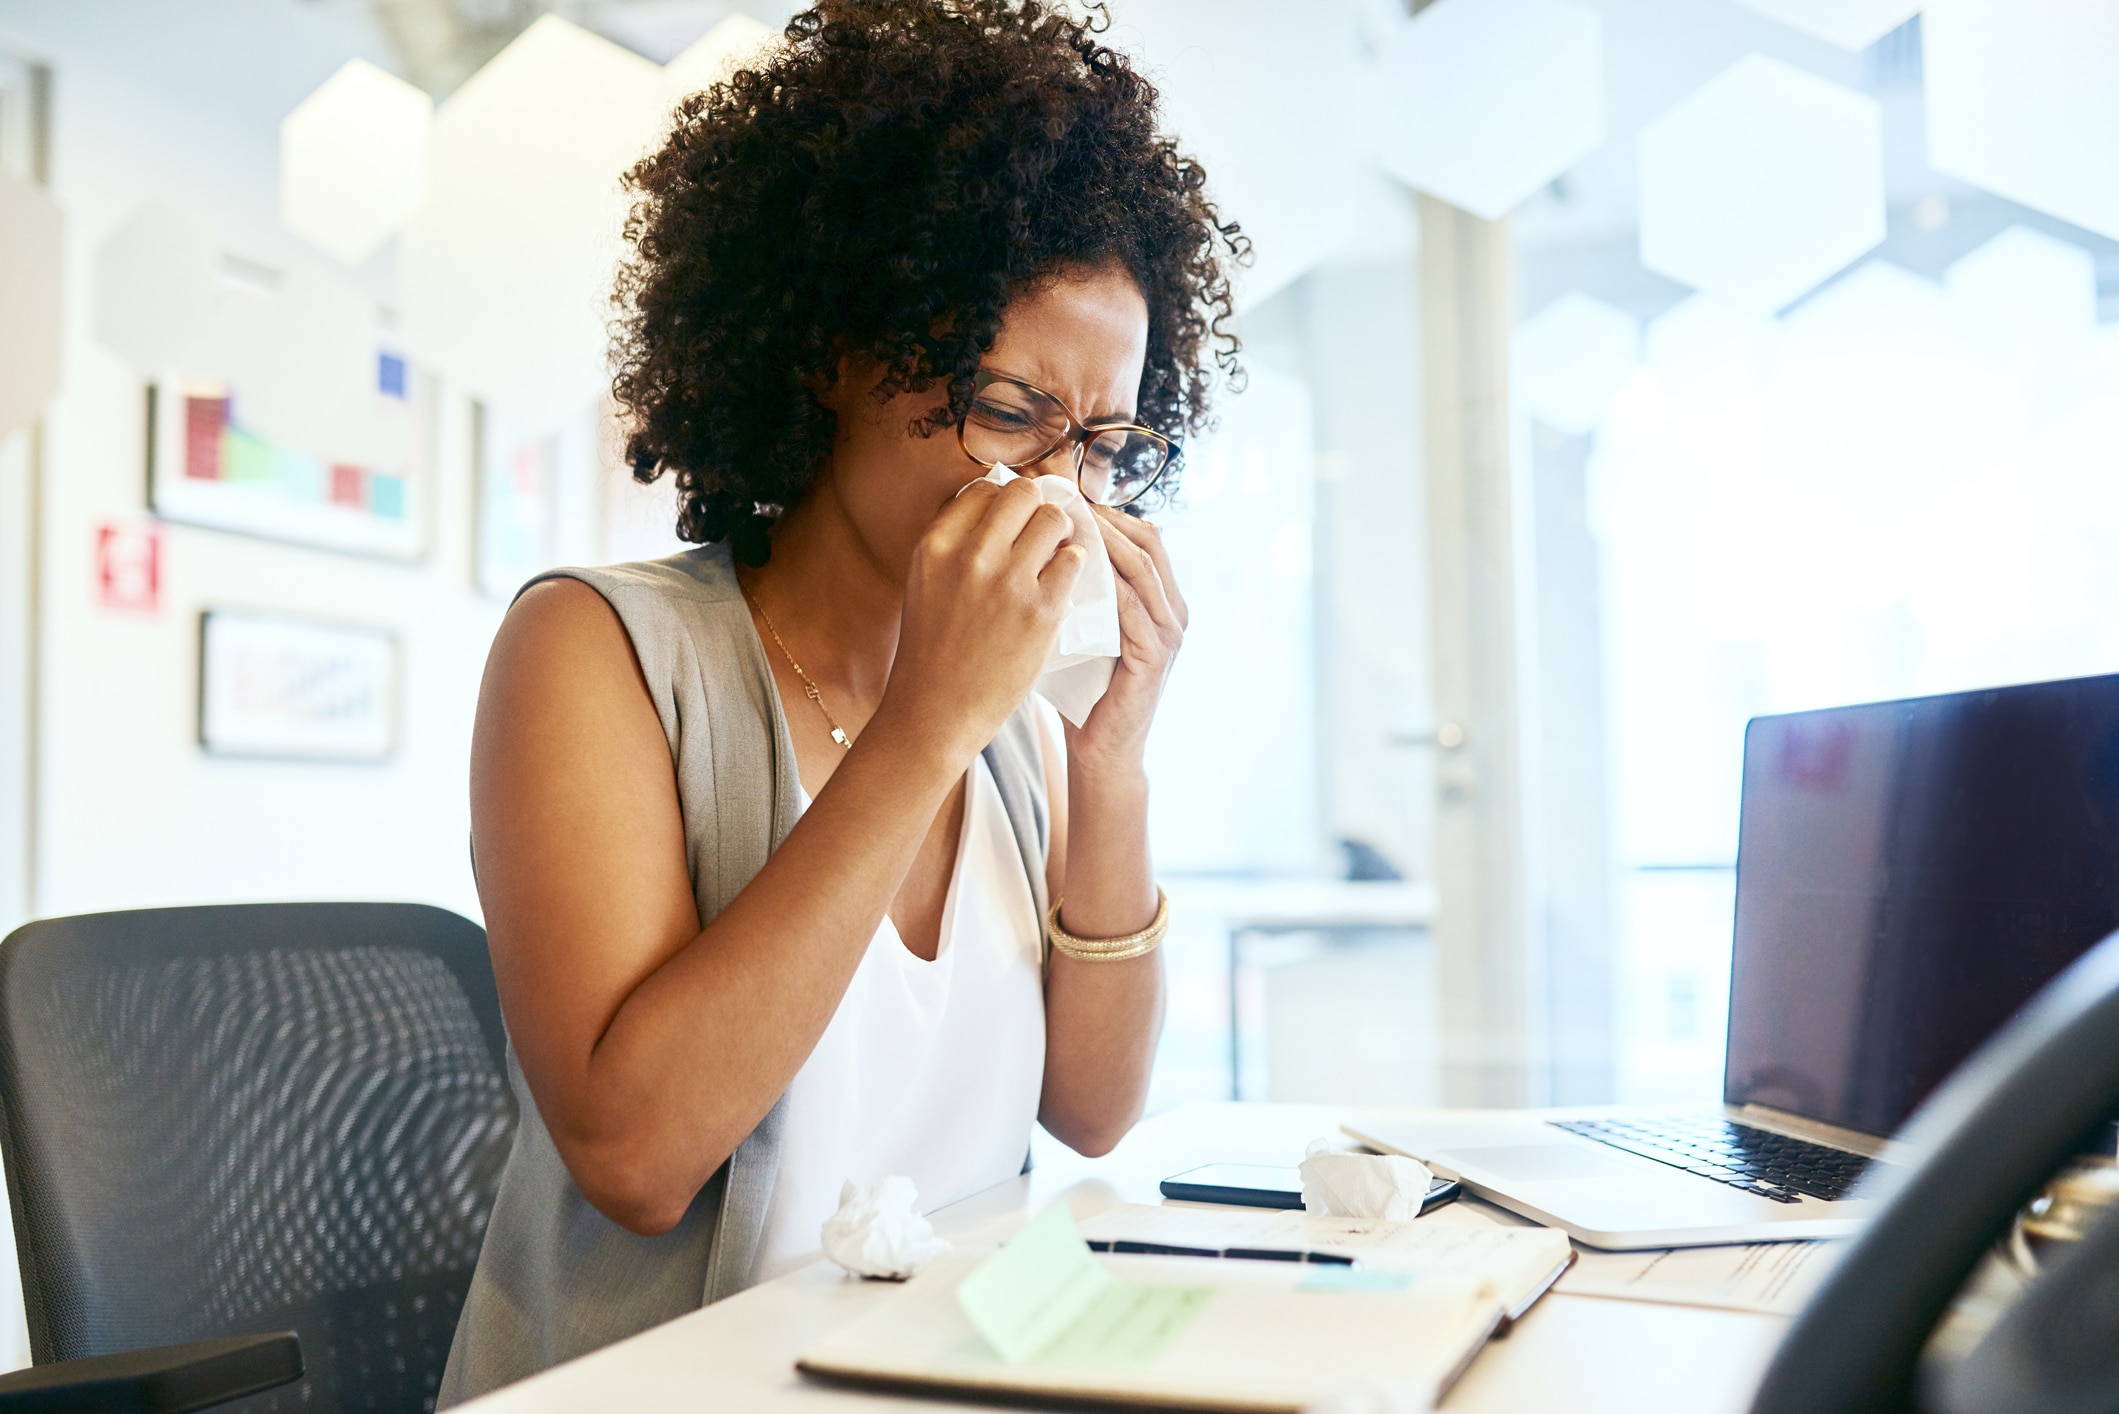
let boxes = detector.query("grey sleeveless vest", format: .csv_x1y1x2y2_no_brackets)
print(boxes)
437,545,1050,1406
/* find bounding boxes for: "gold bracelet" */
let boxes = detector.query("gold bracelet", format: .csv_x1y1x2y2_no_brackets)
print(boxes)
1047,888,1169,962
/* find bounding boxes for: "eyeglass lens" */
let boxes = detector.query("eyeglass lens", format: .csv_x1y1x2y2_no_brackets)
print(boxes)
962,377,1169,507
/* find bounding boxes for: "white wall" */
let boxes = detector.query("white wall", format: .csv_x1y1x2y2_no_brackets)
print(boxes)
2,0,504,930
0,0,538,1370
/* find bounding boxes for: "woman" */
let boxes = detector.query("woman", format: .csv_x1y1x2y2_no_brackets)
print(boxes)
439,0,1243,1400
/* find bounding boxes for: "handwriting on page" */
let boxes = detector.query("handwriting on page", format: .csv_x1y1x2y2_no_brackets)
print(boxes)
955,1203,1213,1366
1559,1239,1845,1315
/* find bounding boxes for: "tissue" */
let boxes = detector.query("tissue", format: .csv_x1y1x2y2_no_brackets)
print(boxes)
1298,1139,1435,1221
973,466,1121,727
820,1176,950,1280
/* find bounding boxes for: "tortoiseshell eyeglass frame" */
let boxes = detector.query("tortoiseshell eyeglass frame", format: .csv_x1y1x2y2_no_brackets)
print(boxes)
955,369,1178,511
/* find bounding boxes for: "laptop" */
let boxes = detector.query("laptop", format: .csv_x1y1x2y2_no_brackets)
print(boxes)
1350,672,2119,1249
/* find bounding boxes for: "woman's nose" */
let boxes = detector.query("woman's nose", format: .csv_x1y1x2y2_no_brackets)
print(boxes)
1021,441,1086,480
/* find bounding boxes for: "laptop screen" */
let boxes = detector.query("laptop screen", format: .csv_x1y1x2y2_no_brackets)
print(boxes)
1724,673,2119,1138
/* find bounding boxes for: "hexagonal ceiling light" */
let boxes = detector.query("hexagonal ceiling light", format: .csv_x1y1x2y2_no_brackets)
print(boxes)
1513,292,1638,436
1730,0,1925,51
398,15,667,419
0,170,63,439
1638,56,1885,315
1644,294,1777,410
1925,0,2119,241
1367,0,1604,220
92,198,218,375
280,58,433,265
1944,225,2098,365
664,12,777,100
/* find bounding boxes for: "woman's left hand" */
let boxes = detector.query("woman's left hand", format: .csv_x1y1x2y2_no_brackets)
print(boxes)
1072,505,1187,769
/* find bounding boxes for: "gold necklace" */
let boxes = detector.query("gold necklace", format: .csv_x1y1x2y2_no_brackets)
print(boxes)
744,590,853,749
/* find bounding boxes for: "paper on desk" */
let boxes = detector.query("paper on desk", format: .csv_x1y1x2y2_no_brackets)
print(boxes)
1557,1239,1844,1316
1077,1202,1572,1320
955,1203,1213,1366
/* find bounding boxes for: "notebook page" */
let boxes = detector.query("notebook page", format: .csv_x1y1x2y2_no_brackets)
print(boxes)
1076,1203,1573,1313
799,1250,1505,1413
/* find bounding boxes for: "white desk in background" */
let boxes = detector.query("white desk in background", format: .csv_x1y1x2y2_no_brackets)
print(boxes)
458,1103,1787,1413
1168,879,1436,1101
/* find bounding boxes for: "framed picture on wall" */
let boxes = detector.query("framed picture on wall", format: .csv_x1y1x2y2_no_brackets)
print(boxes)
198,608,398,762
149,346,432,560
473,400,559,599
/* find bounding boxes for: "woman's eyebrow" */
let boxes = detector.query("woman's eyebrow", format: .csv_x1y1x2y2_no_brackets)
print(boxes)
999,365,1136,426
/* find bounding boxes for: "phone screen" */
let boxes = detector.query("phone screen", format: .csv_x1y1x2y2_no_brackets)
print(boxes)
1160,1163,1459,1213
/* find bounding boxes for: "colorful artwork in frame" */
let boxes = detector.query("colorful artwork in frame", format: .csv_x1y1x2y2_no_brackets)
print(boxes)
149,348,430,560
198,608,398,762
474,399,559,598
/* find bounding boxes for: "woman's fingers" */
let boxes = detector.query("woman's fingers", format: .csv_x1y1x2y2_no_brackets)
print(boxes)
971,475,1051,561
1109,574,1162,664
932,476,1054,577
1096,508,1188,629
926,476,1003,553
1009,500,1074,572
1094,511,1181,637
1037,542,1090,604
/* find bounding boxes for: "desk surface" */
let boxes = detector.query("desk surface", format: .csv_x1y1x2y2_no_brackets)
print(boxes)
460,1103,1785,1412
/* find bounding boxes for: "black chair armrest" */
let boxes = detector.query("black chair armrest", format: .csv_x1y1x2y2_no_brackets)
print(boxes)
0,1333,302,1413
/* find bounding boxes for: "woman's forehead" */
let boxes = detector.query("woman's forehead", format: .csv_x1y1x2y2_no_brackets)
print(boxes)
991,271,1149,416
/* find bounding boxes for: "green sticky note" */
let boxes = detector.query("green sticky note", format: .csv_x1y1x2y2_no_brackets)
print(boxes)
1032,1282,1216,1367
1300,1267,1417,1293
957,1204,1116,1362
956,1204,1213,1367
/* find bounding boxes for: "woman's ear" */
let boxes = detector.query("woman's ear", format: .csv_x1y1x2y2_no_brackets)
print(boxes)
807,353,852,412
813,353,896,421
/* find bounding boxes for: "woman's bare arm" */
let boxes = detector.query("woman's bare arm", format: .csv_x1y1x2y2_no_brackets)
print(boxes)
474,478,1081,1235
1036,510,1185,1153
1036,710,1166,1155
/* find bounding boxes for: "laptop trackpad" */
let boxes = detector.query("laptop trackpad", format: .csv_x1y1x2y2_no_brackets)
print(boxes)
1450,1144,1646,1181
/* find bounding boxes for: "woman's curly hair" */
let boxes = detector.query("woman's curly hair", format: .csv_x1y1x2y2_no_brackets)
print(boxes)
612,0,1248,564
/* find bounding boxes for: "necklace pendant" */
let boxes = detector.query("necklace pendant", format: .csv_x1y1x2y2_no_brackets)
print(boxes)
830,727,850,748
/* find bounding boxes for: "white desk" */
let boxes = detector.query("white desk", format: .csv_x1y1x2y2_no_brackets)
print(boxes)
460,1103,1787,1412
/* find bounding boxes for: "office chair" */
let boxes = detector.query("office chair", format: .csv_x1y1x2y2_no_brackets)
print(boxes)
0,903,517,1413
1751,926,2119,1414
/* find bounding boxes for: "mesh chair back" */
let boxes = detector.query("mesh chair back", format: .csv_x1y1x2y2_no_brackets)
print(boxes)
0,903,518,1414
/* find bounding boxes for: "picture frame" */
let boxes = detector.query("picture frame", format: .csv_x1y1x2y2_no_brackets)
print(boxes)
148,345,432,560
197,608,398,762
472,399,559,598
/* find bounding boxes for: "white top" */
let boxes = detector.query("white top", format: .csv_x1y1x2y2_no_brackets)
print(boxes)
756,753,1048,1278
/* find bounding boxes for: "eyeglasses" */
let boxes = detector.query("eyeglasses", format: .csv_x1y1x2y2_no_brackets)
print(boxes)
957,369,1177,510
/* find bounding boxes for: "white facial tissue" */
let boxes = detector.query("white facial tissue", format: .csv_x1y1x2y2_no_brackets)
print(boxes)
1299,1138,1435,1221
972,465,1121,727
820,1176,950,1280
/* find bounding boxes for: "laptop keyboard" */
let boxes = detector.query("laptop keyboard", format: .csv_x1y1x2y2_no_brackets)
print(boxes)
1549,1116,1884,1204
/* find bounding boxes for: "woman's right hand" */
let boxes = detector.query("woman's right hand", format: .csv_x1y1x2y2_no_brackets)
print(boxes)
877,474,1085,760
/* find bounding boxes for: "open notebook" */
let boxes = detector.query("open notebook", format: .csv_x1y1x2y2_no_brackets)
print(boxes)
1077,1203,1575,1324
797,1204,1574,1411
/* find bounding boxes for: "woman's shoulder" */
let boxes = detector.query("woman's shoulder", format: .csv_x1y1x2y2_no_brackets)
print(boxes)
522,544,742,613
501,545,765,710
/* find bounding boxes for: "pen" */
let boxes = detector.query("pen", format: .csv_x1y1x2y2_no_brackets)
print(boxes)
1086,1239,1357,1266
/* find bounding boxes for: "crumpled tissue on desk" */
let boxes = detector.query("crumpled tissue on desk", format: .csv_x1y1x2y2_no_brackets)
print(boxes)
1299,1139,1435,1221
821,1176,950,1280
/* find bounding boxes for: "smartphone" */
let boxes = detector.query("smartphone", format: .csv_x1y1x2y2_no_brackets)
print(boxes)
1160,1162,1461,1215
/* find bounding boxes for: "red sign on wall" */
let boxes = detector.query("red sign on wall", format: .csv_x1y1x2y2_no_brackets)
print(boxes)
96,520,162,613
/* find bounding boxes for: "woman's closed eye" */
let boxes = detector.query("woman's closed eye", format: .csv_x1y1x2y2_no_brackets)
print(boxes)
968,400,1039,434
